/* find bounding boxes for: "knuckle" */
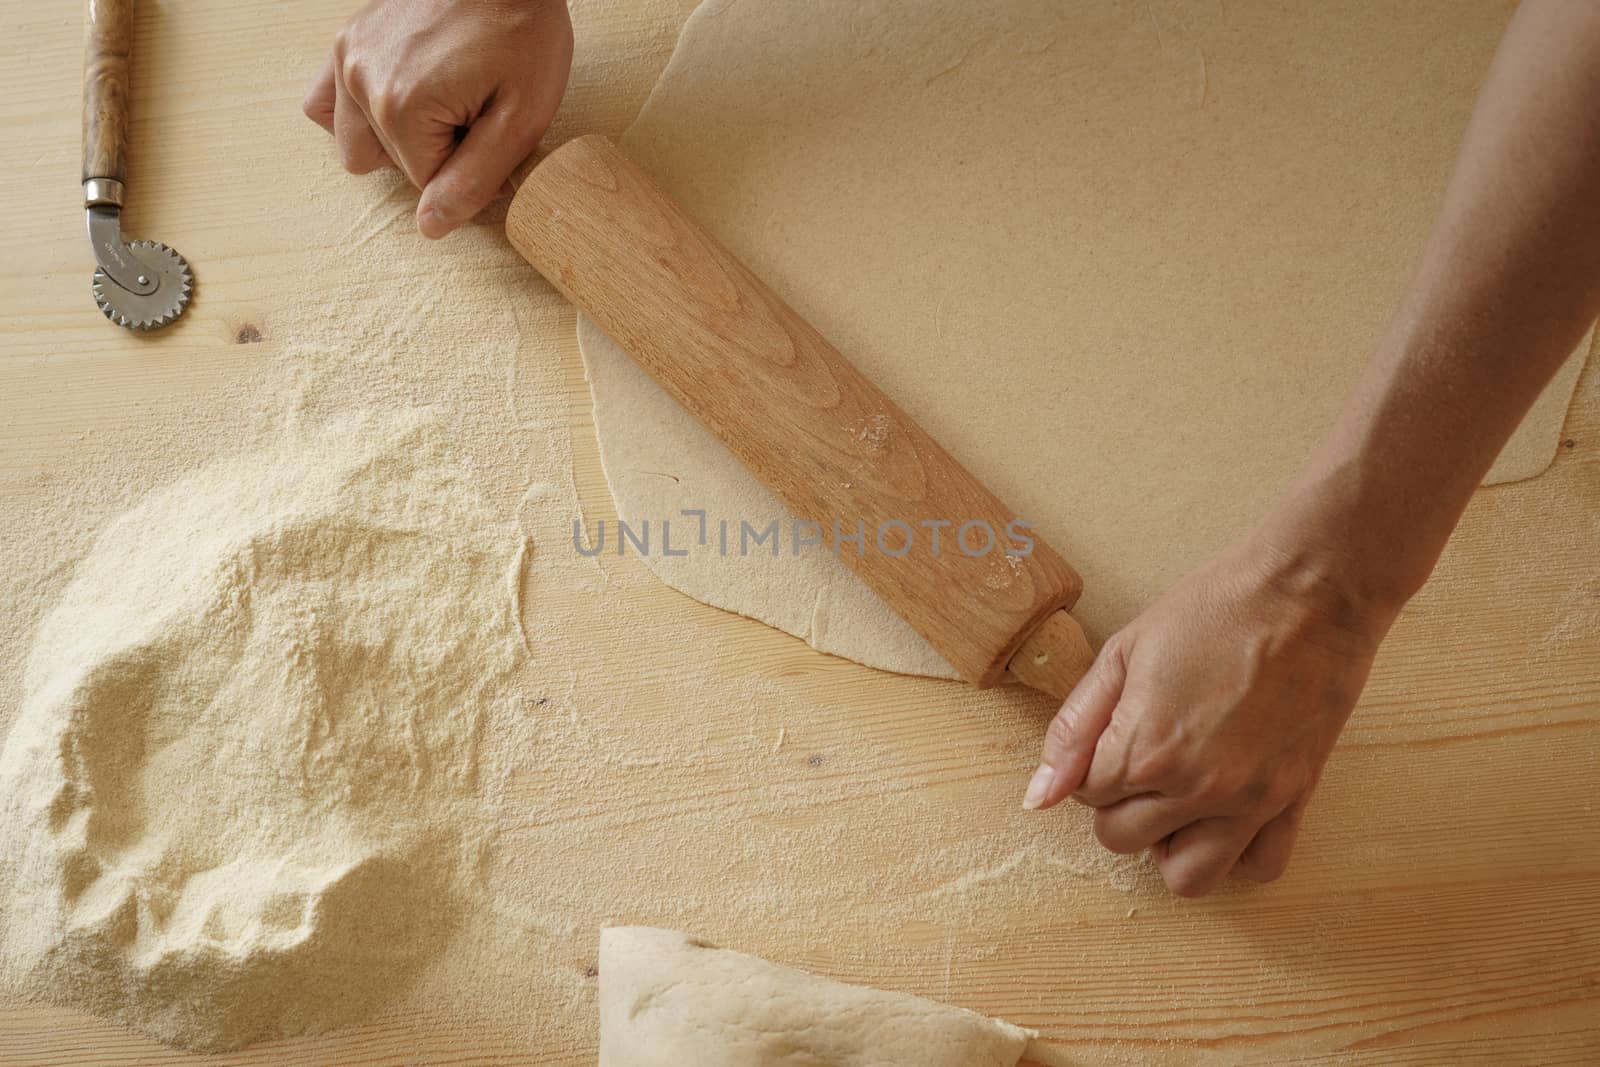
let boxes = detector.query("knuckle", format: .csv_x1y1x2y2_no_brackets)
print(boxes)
369,78,415,126
1043,710,1078,753
1165,867,1212,898
1238,850,1287,883
1092,814,1138,855
368,84,396,121
429,187,470,224
452,172,495,207
1125,743,1176,790
1193,767,1265,810
1187,768,1226,805
1236,775,1271,810
1261,777,1299,813
1101,833,1143,857
339,50,364,91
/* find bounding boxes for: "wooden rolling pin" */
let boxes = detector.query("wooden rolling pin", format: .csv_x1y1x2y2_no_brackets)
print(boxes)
505,135,1095,697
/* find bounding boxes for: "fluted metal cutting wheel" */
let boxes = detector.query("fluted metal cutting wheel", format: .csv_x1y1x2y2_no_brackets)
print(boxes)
91,239,193,330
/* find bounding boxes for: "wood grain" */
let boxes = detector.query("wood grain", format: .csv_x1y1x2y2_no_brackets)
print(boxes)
81,0,134,183
508,134,1083,687
2,0,1598,1064
1007,610,1098,700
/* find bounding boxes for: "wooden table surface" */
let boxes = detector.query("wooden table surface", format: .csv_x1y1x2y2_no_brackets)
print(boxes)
2,1,1597,1064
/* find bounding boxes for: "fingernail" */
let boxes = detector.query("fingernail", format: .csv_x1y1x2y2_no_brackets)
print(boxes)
1022,763,1056,811
417,207,449,239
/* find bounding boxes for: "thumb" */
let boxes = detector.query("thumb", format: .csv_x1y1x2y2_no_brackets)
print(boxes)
1022,635,1127,811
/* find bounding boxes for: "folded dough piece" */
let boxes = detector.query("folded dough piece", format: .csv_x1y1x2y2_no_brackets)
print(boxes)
598,927,1035,1067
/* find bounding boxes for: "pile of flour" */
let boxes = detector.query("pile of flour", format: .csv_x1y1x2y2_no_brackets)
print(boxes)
0,407,523,1051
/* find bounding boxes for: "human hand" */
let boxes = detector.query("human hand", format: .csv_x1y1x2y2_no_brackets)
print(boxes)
304,0,574,238
1022,524,1399,897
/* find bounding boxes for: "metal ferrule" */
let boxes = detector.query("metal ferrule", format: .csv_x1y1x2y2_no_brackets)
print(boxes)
83,177,125,208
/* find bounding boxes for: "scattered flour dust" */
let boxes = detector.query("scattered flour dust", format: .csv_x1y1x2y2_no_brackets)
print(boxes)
0,407,523,1050
0,0,1146,1054
0,143,1141,1059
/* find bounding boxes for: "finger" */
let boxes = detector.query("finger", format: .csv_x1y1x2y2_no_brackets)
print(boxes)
1022,637,1128,812
1232,802,1304,883
334,57,390,174
303,55,336,133
1072,692,1152,809
1074,689,1189,809
1093,794,1194,855
1072,727,1141,808
417,102,546,238
1152,816,1256,898
373,101,459,193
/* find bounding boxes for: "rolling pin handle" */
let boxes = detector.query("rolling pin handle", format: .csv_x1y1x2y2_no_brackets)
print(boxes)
83,0,134,185
1007,610,1096,701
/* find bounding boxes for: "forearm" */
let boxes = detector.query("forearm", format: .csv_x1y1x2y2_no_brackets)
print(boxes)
1268,0,1600,616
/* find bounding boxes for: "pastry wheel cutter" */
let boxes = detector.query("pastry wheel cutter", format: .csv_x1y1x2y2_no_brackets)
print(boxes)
83,0,192,331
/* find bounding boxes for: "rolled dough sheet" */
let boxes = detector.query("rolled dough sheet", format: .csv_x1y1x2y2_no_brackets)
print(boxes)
577,0,1594,679
597,927,1034,1067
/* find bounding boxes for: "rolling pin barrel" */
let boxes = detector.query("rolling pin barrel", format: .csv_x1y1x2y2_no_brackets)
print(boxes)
507,135,1093,692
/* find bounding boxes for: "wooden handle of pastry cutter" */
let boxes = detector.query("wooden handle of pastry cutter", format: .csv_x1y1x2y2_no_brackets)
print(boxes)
83,0,134,184
505,135,1097,695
